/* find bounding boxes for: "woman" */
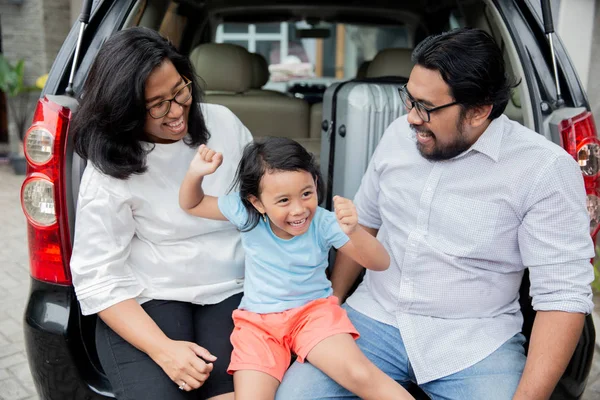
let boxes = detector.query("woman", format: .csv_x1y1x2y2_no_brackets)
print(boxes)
69,27,251,400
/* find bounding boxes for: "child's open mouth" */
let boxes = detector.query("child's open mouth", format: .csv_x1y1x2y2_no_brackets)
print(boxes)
288,218,307,228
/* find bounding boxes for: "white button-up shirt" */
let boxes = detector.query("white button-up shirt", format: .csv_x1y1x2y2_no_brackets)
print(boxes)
71,104,251,315
347,114,595,383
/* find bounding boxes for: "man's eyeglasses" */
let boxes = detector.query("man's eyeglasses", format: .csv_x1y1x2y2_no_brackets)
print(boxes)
398,84,458,123
147,78,193,119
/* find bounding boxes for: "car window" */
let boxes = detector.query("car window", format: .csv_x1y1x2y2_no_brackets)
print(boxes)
216,21,409,90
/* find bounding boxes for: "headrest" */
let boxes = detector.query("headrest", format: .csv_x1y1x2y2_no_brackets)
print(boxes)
356,60,371,79
249,53,270,89
366,48,414,78
190,43,253,93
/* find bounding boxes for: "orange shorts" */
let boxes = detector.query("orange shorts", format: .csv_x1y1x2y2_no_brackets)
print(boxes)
227,296,359,381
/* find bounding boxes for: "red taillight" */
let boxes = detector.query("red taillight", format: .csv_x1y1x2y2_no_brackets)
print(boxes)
559,110,600,238
20,96,72,284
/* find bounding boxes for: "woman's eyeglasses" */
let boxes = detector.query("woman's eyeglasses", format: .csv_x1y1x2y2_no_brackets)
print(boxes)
147,79,193,119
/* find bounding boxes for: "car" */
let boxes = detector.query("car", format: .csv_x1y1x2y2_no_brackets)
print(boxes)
19,0,598,399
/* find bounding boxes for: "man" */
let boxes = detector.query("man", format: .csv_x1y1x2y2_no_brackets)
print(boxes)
276,28,595,400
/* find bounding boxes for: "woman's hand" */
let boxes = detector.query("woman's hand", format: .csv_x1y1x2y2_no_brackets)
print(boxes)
333,195,358,235
150,338,217,392
189,144,223,177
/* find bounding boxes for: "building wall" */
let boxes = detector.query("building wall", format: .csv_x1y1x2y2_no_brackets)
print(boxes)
557,0,596,88
71,0,81,25
43,0,72,73
1,0,46,84
588,0,600,123
1,0,71,81
0,0,71,152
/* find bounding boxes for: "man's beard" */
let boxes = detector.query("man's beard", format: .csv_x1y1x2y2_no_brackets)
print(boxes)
412,118,472,161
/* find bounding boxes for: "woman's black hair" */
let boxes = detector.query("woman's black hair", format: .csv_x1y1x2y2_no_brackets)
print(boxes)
232,137,324,232
71,27,209,179
411,27,519,120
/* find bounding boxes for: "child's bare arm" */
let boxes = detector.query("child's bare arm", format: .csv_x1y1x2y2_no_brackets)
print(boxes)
333,196,390,271
179,144,227,221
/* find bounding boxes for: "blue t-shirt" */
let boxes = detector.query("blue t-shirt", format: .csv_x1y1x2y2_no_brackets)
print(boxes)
218,192,349,313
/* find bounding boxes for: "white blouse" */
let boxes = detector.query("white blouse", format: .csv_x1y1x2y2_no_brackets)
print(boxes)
70,104,252,315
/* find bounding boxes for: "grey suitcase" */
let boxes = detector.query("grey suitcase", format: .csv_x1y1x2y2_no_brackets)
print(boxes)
320,79,408,210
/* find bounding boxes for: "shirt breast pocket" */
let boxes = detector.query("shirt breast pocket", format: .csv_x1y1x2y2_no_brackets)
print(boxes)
432,194,500,258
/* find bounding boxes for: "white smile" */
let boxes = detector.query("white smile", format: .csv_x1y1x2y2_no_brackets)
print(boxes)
165,116,185,133
288,218,307,228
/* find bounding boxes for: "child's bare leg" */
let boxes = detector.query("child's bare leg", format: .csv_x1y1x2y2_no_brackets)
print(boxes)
233,370,279,400
306,333,414,400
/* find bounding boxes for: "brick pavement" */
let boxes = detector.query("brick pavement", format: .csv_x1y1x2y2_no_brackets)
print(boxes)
0,162,598,399
0,164,38,400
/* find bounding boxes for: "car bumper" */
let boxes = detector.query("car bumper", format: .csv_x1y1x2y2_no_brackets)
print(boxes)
23,278,113,400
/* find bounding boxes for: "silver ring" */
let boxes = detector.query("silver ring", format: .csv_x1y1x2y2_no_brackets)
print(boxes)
178,382,186,390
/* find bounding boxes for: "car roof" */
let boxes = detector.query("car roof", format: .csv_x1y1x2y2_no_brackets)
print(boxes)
184,0,482,24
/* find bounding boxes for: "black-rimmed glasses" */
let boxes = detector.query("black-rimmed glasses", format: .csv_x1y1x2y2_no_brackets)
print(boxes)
398,84,458,123
147,79,193,119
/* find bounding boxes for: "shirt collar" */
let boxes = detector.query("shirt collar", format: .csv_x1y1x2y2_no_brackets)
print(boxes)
468,115,506,162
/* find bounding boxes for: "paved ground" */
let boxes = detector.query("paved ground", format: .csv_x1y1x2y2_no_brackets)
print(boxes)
0,162,599,400
0,164,38,400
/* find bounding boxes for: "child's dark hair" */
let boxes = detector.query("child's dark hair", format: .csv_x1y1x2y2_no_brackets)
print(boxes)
233,137,324,231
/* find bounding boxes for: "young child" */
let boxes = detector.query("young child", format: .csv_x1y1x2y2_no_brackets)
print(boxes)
179,137,414,400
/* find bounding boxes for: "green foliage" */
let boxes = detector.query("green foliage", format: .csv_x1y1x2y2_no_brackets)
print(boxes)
0,55,36,97
593,256,600,293
592,244,600,293
0,57,24,96
0,54,40,141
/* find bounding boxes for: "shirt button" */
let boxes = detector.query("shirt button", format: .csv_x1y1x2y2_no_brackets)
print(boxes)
426,187,432,191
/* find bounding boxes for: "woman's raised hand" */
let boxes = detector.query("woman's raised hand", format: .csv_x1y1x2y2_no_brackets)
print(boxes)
150,338,217,392
189,144,223,177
